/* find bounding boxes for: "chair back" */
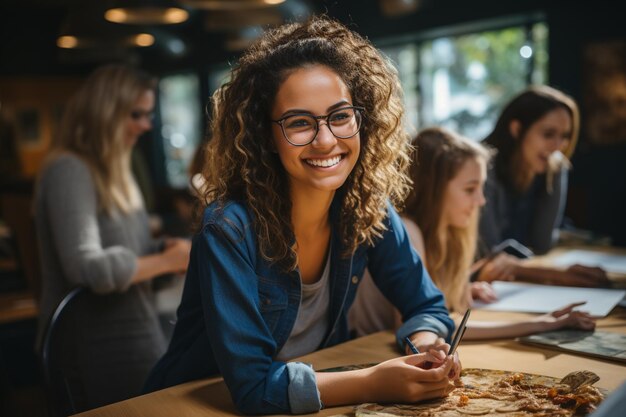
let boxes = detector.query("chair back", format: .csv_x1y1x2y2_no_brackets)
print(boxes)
40,287,84,417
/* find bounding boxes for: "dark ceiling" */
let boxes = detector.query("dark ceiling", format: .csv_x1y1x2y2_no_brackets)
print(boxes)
0,0,337,76
0,0,509,77
2,0,617,78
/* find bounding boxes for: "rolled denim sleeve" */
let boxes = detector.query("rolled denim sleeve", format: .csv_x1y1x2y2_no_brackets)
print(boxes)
367,204,454,348
395,314,451,351
286,362,322,414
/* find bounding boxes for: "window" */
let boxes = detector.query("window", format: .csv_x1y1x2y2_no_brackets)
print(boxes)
380,20,548,141
158,73,202,188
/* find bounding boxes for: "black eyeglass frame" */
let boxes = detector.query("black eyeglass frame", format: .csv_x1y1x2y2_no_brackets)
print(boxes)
272,106,365,147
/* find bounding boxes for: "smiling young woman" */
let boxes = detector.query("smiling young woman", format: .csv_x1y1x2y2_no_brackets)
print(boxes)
143,15,461,415
476,85,610,287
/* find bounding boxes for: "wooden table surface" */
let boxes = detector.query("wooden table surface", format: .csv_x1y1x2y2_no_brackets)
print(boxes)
524,244,626,286
74,306,626,417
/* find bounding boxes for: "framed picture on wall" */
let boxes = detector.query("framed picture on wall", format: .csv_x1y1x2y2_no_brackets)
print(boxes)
582,40,626,145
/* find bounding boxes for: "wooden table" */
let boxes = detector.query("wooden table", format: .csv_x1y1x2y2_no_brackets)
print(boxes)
74,306,626,417
524,245,626,286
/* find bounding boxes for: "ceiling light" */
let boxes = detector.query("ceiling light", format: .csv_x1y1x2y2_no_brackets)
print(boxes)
105,1,189,24
134,33,156,47
181,0,285,11
57,36,79,49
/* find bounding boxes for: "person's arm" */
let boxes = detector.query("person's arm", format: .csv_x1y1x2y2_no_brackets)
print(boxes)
317,353,455,407
42,156,136,293
368,207,455,347
402,217,426,267
463,302,595,340
130,238,190,284
367,206,459,379
196,206,324,415
528,167,568,255
512,263,611,288
478,167,504,252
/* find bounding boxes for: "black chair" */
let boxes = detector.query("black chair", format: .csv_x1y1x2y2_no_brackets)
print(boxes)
40,287,85,417
39,285,167,416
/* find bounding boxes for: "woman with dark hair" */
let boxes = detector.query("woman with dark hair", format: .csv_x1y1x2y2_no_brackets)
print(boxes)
477,85,608,286
144,15,459,415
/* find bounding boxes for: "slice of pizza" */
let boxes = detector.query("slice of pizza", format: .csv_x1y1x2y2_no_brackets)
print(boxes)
354,368,605,417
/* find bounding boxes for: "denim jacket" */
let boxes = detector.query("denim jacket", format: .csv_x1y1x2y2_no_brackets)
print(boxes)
143,199,454,415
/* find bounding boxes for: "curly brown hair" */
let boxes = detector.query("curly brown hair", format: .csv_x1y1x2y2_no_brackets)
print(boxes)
200,15,411,270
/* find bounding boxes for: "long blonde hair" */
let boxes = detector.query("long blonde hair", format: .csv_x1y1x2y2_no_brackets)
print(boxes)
52,65,156,214
201,15,411,270
403,127,491,312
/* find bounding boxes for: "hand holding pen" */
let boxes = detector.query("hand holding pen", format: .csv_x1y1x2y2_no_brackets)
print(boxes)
404,308,470,380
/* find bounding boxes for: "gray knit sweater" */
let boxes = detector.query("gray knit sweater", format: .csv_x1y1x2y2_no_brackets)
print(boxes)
34,153,166,409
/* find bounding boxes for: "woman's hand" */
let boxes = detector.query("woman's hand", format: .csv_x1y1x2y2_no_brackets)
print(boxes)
471,281,498,303
365,353,455,404
534,302,596,331
561,264,611,288
411,337,462,380
477,253,520,282
163,238,192,273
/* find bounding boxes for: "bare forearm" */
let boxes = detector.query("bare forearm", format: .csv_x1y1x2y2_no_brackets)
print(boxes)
317,369,370,407
463,320,558,340
131,253,171,284
513,265,554,283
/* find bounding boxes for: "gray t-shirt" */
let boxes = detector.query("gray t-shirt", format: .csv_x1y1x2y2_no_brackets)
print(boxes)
276,250,331,361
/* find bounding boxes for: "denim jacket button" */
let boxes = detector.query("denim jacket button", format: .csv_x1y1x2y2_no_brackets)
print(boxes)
351,275,359,284
264,299,271,305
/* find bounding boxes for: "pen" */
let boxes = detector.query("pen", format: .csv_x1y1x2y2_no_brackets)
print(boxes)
404,336,420,354
448,308,471,356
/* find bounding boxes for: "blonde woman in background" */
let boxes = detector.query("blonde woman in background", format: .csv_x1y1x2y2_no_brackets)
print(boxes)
350,127,595,339
34,64,191,411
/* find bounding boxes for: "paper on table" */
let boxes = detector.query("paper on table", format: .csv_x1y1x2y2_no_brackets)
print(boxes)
550,250,626,275
473,281,626,317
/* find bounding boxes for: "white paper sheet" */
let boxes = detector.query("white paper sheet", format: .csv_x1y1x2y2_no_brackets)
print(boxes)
474,281,626,317
549,250,626,275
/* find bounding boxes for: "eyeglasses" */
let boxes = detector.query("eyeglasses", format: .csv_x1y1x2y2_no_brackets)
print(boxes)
130,109,154,121
272,106,364,146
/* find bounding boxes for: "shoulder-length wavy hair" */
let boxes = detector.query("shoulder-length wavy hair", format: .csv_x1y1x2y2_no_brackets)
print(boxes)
484,85,579,193
200,15,411,270
52,64,156,214
403,127,492,312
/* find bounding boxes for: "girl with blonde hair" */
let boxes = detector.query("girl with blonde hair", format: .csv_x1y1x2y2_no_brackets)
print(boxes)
35,64,191,410
350,126,595,339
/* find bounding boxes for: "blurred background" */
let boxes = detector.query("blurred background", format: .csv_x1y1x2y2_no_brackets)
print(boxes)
1,0,625,415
